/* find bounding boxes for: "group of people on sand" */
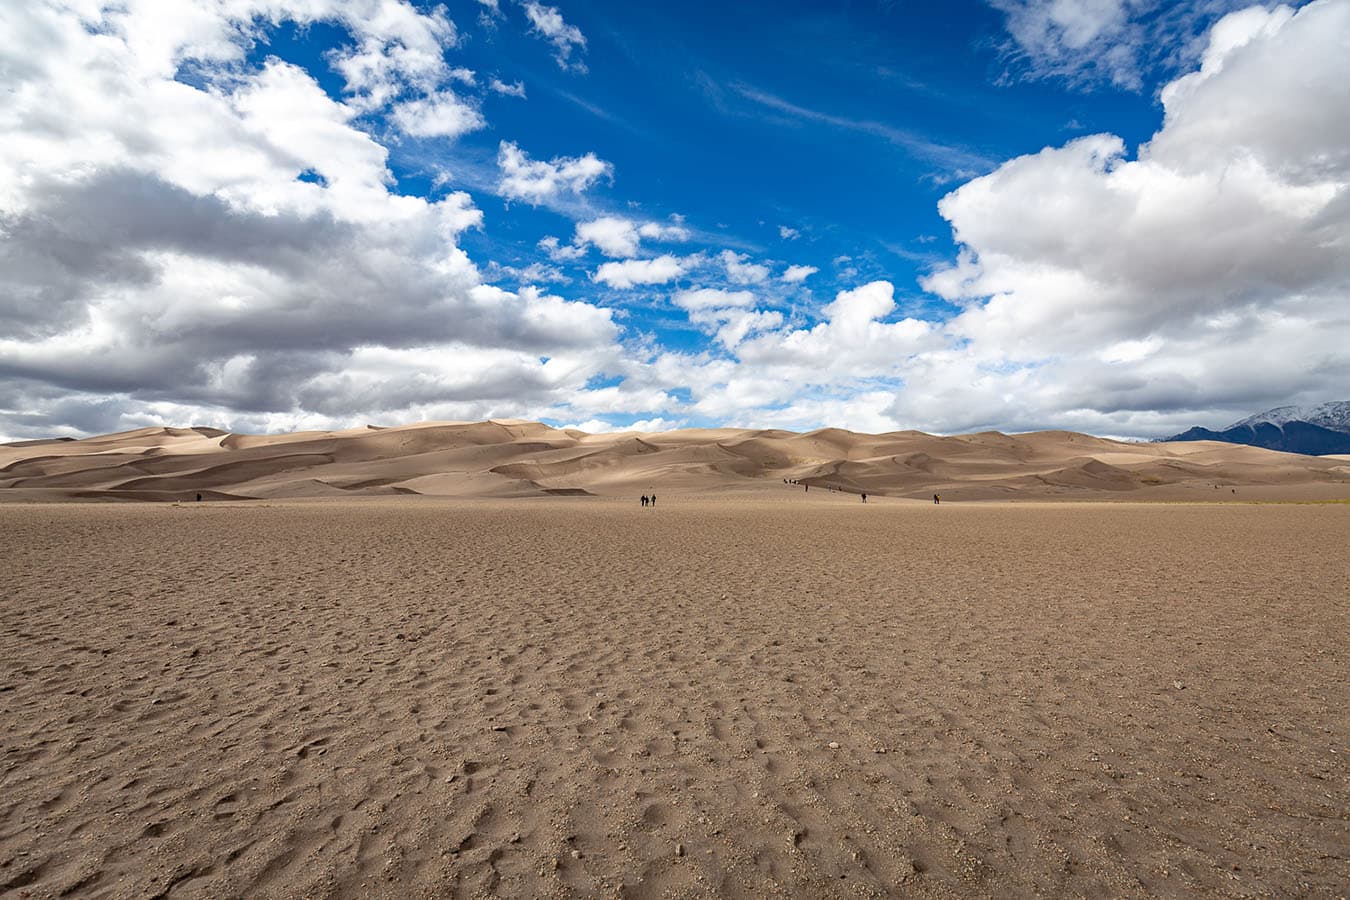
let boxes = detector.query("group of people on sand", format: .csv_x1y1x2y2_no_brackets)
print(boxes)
640,493,657,507
780,478,944,505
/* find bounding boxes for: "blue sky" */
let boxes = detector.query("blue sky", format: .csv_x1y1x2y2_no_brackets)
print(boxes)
1,0,1346,440
310,0,1163,333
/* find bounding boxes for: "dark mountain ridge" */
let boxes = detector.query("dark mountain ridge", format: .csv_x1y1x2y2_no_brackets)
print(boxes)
1165,402,1350,455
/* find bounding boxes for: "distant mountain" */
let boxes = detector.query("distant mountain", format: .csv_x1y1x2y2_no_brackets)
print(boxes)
1227,401,1350,433
1165,401,1350,455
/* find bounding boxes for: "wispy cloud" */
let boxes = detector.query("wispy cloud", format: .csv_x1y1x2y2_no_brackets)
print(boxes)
521,0,588,72
554,88,624,125
879,240,945,266
729,82,994,175
549,87,673,148
986,0,1256,91
489,77,527,98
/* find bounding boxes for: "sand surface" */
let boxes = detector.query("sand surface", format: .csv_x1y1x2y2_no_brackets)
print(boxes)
1,495,1346,898
4,420,1350,503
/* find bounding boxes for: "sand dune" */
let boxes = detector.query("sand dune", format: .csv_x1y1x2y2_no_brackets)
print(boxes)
3,420,1350,503
3,426,1347,896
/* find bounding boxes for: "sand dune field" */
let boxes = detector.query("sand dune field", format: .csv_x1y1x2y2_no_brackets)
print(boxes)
3,420,1349,503
1,495,1346,898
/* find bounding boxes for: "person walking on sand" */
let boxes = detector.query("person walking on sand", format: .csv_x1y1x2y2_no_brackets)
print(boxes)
861,492,867,503
650,493,657,507
641,494,648,507
933,493,940,505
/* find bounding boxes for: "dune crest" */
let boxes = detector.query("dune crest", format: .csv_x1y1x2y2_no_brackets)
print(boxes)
3,421,1348,502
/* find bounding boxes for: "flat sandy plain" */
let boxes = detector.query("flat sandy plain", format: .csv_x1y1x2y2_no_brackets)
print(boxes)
1,494,1347,898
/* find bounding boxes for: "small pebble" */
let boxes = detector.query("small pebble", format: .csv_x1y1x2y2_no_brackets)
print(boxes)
675,843,685,857
828,741,840,749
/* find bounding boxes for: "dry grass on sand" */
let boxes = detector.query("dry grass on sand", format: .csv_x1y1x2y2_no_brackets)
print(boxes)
1,495,1346,898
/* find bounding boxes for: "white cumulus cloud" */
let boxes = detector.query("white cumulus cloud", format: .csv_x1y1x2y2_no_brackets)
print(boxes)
593,255,687,289
3,0,1347,442
391,90,484,138
632,281,937,426
0,0,629,439
496,140,612,204
719,250,771,285
538,235,586,261
915,0,1350,434
673,288,757,311
672,288,782,349
575,217,643,257
573,216,691,257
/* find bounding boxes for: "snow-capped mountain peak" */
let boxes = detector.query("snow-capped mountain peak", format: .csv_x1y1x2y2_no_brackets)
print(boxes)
1228,401,1350,434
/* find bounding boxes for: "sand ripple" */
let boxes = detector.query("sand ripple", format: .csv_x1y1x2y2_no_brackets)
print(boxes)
1,498,1346,897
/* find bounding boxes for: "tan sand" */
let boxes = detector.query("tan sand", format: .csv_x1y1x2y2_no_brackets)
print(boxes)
4,421,1350,503
1,496,1346,898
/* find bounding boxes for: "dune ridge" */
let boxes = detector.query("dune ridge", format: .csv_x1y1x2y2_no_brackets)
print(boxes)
3,420,1350,502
